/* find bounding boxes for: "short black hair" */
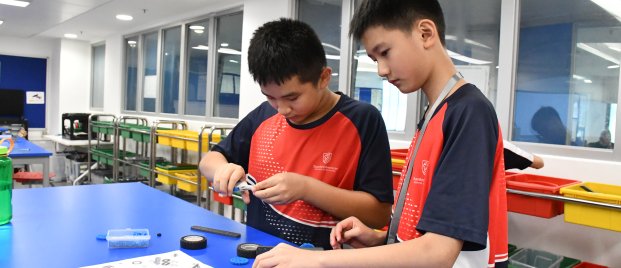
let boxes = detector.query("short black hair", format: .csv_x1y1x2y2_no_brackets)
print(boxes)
248,18,327,86
349,0,446,46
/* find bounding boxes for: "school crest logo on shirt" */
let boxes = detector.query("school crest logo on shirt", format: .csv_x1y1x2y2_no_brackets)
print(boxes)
322,153,332,164
422,160,429,176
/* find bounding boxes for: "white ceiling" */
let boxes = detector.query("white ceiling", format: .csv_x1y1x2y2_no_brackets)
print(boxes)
0,0,226,42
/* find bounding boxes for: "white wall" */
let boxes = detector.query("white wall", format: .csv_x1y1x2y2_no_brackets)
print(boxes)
238,0,293,118
50,39,92,135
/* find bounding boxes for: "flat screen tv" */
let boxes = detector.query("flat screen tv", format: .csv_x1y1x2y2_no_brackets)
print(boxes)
0,89,25,117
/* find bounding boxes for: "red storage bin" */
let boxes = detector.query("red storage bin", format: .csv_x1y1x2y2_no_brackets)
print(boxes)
391,148,408,172
506,173,580,218
574,262,608,268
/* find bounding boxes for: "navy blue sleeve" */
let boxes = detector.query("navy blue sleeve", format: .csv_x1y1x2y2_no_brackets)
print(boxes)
211,102,276,172
503,141,533,170
340,99,394,204
417,86,499,250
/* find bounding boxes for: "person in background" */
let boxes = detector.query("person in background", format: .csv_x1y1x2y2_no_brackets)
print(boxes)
199,18,393,249
253,0,508,267
504,140,544,170
588,129,614,149
531,106,567,145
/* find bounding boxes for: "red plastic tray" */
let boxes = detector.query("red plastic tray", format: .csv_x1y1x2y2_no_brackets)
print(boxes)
506,173,580,218
574,262,608,268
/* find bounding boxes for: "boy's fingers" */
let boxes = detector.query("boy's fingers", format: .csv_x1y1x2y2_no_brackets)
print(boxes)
242,191,250,204
227,167,245,195
254,175,279,190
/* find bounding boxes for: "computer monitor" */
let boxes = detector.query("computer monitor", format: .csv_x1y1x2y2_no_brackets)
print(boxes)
0,89,25,118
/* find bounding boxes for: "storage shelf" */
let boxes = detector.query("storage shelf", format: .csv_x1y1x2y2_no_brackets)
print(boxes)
507,188,621,211
392,171,621,211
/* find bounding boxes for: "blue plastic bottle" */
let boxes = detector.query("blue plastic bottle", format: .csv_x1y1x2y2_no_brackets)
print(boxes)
0,141,13,225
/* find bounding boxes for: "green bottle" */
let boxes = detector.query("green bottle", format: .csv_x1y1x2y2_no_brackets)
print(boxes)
0,144,13,225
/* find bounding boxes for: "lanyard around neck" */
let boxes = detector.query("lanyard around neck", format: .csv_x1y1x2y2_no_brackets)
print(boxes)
385,73,463,244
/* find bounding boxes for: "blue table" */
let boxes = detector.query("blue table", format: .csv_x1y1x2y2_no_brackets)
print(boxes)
2,137,53,186
0,183,287,267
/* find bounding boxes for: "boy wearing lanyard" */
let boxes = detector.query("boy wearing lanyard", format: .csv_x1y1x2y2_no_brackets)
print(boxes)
253,0,509,267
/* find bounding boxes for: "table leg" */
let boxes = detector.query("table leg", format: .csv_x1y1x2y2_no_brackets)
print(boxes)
43,159,50,187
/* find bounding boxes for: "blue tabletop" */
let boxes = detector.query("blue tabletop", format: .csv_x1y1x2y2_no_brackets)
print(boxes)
2,137,52,158
0,183,288,268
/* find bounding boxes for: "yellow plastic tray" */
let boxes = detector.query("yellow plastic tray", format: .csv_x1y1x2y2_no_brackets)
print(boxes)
560,182,621,231
155,166,196,185
156,129,222,152
176,171,208,192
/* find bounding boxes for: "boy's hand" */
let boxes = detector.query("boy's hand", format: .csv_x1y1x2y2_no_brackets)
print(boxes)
253,172,308,205
252,243,320,268
330,216,386,249
212,163,245,197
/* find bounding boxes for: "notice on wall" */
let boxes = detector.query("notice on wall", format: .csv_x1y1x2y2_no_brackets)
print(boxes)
26,91,45,104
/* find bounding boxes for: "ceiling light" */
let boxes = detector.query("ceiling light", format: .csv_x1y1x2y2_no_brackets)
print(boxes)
127,40,137,45
584,79,593,84
189,25,204,30
608,65,620,69
591,0,621,21
573,74,587,80
192,45,209,50
447,49,492,65
606,43,621,52
64,33,78,39
229,59,238,63
0,20,3,25
445,35,492,49
217,48,241,55
193,29,204,34
326,54,340,60
577,43,620,64
116,14,133,21
331,73,339,76
221,43,229,47
0,0,30,7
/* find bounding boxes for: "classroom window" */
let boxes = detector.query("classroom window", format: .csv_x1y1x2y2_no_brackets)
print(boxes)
441,0,501,103
142,31,159,112
91,44,105,109
512,0,620,150
213,12,243,118
161,26,181,114
297,0,342,91
349,0,502,134
185,19,210,116
124,36,139,111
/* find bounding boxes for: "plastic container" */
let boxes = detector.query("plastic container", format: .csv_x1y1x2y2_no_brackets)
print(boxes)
390,148,407,172
560,257,581,268
573,262,608,268
0,138,14,225
176,171,207,192
559,182,621,231
118,123,152,142
106,228,150,248
509,244,519,257
506,174,580,218
91,121,115,135
156,129,222,152
509,248,563,268
155,162,197,185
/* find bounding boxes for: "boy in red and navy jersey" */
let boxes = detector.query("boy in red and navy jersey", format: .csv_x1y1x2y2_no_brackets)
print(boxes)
253,1,509,267
199,18,393,249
